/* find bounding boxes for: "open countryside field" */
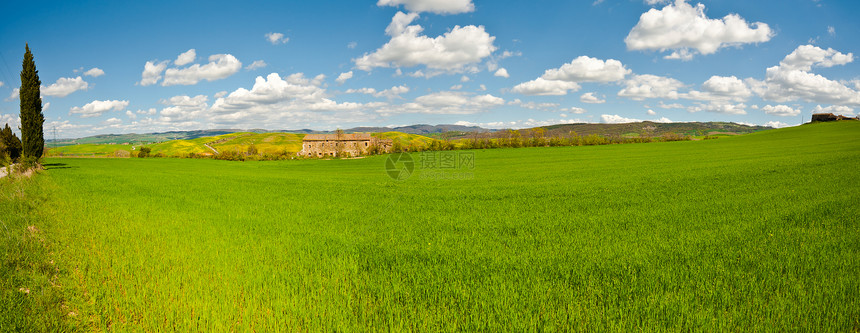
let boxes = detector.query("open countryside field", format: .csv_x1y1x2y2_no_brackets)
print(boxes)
2,122,859,330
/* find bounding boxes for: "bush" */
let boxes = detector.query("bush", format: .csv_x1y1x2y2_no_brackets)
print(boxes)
138,147,151,158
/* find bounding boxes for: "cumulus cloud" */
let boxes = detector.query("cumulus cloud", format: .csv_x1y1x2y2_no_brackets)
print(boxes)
683,75,751,101
126,110,137,119
751,45,860,106
209,72,371,127
139,60,168,86
83,68,104,77
687,101,747,115
42,76,89,97
779,44,853,71
265,32,289,45
601,114,642,123
0,81,4,87
563,107,587,114
159,95,209,125
162,54,242,86
764,121,793,128
7,88,19,101
0,114,20,132
625,0,773,60
580,92,605,104
513,56,629,96
376,0,474,14
647,109,657,115
336,71,354,84
508,99,560,110
617,74,684,100
69,100,129,118
494,68,510,78
353,12,496,73
245,60,267,71
512,78,580,96
175,49,196,66
375,91,503,115
346,85,410,99
762,104,800,117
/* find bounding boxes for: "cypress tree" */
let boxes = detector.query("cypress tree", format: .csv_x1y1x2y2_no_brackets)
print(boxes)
0,123,22,160
20,43,45,160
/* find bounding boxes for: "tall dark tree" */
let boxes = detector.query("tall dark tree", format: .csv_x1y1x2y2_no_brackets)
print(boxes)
0,123,22,160
19,43,44,160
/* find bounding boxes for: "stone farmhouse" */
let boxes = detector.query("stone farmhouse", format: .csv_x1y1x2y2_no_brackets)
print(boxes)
812,113,859,122
299,133,392,158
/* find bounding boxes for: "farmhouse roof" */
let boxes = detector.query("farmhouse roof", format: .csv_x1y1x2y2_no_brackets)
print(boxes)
303,133,373,141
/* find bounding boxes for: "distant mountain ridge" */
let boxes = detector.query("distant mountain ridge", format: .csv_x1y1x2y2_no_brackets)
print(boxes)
52,122,769,145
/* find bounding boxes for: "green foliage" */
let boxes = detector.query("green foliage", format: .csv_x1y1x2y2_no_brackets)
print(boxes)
137,147,151,158
0,124,22,161
19,44,44,161
7,121,859,330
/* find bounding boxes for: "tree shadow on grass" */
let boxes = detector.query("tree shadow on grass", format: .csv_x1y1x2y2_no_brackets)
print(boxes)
43,163,74,170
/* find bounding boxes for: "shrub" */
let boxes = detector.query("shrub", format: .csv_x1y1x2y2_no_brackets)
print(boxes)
138,147,151,158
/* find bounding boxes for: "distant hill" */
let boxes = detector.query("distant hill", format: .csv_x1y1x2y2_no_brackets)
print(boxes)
449,121,771,140
51,121,769,146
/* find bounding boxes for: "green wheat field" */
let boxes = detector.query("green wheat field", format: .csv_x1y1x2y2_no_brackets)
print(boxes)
2,121,859,331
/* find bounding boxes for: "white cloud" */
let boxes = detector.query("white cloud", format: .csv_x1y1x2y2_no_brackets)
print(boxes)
42,76,89,97
478,84,486,91
126,110,137,119
812,104,854,116
509,99,560,110
779,44,853,71
511,77,580,96
687,101,747,115
7,88,19,101
0,114,20,132
542,56,630,82
265,32,289,45
69,100,129,118
617,74,684,100
336,71,354,84
625,0,773,60
348,41,358,49
353,12,496,72
162,54,242,86
245,60,267,71
136,108,157,115
159,95,209,125
657,101,684,109
450,84,463,90
513,56,629,96
103,117,122,126
174,49,196,66
210,72,370,127
375,91,503,115
580,92,605,104
601,114,642,123
752,45,860,105
347,85,410,99
83,68,104,77
563,107,587,114
139,60,168,86
0,81,4,87
461,75,470,82
764,121,793,128
376,0,474,14
827,26,836,37
683,75,751,101
647,109,657,115
762,104,800,117
214,91,228,99
494,68,510,78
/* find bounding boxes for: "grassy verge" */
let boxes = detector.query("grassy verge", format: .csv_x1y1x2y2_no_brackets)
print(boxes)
0,172,72,331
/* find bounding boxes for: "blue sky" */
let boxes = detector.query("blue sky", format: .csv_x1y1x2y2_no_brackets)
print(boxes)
1,0,859,138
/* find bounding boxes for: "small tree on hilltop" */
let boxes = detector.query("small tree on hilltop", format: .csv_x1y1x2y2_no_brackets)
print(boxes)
19,44,45,164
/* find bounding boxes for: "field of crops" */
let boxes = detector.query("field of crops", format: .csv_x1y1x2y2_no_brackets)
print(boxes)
2,121,858,330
